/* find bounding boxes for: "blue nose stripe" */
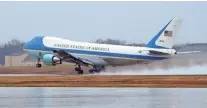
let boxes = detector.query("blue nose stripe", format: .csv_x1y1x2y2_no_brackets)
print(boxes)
23,42,30,49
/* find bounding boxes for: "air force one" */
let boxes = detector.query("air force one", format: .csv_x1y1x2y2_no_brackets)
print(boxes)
23,18,198,74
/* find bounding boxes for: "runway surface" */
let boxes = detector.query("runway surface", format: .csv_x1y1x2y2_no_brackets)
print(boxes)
0,87,206,108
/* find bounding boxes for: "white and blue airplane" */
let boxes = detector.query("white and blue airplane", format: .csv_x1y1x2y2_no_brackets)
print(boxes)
23,18,197,74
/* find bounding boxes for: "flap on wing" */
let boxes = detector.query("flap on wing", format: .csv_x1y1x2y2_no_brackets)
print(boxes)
148,50,171,55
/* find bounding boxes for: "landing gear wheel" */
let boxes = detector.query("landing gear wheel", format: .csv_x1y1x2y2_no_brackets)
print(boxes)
75,67,79,71
94,69,101,73
52,63,56,66
36,58,42,68
101,66,106,72
78,70,84,74
89,65,104,74
75,64,84,74
89,69,94,74
36,64,42,68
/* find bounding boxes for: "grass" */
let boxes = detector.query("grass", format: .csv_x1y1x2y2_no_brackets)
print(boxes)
0,75,207,87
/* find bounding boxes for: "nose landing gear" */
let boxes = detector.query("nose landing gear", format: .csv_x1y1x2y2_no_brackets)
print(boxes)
36,58,42,68
36,64,42,68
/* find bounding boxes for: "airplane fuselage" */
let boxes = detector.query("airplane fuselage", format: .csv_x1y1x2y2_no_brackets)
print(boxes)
23,36,175,66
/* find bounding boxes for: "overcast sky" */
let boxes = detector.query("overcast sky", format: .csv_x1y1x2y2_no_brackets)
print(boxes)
0,1,206,44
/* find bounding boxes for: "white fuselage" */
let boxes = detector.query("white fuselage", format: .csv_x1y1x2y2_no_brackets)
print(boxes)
23,36,176,66
42,37,175,65
44,36,175,56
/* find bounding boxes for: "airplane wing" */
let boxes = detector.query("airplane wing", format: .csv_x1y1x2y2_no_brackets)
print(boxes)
53,50,108,66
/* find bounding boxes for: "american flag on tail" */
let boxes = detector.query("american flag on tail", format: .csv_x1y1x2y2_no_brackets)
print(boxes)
164,30,172,37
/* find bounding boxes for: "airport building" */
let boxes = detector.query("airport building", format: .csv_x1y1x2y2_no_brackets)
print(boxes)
4,53,38,66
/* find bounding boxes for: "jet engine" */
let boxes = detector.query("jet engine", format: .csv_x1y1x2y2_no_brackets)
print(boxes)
42,54,61,66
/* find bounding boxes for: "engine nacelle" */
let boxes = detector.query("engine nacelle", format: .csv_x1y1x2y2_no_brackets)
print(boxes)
42,54,61,66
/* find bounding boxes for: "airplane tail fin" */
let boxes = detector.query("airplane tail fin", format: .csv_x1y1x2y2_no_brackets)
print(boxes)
145,18,182,49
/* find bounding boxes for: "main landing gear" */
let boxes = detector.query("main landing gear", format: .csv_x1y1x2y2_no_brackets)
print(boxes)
74,64,84,74
36,58,42,68
89,65,105,74
74,64,106,74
